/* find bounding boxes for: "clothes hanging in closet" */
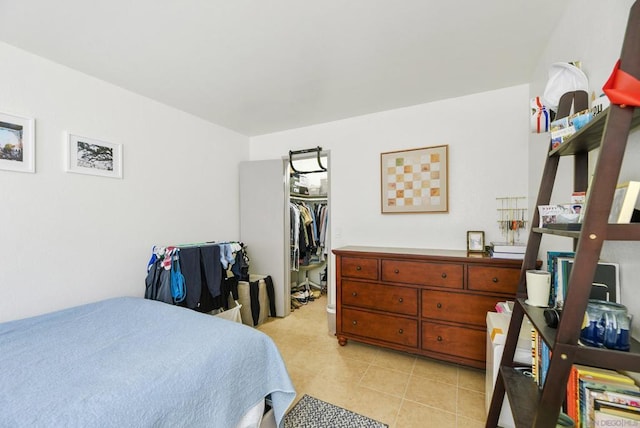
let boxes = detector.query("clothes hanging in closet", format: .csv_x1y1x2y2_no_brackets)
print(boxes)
289,201,328,270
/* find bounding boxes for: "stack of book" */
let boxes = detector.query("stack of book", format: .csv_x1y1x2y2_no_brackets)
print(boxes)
489,242,526,260
531,329,551,387
531,337,640,425
565,364,640,426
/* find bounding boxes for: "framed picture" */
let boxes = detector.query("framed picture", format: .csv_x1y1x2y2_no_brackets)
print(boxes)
380,144,448,213
0,111,35,173
467,231,485,253
608,181,640,223
66,133,122,178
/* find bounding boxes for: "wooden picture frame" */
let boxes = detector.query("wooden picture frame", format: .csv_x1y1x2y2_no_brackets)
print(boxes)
66,132,123,179
0,111,35,173
380,145,448,213
467,231,485,253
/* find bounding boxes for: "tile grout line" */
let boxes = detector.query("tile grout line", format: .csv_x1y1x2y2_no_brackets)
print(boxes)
455,365,460,427
393,356,418,427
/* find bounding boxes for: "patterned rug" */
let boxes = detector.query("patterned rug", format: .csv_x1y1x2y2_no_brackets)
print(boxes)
284,394,388,428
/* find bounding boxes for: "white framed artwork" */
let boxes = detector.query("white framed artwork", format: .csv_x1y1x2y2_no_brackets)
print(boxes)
0,111,35,173
66,132,122,179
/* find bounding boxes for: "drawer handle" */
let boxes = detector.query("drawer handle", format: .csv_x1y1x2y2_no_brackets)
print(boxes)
356,266,362,271
492,277,499,283
352,292,357,297
437,336,443,342
441,273,447,279
398,329,404,334
352,320,357,325
394,269,400,274
436,303,442,309
398,297,403,303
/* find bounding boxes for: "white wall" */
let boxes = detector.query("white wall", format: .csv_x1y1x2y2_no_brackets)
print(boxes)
530,0,640,338
250,85,531,304
0,42,249,322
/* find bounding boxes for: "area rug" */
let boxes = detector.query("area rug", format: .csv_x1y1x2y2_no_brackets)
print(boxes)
284,394,388,428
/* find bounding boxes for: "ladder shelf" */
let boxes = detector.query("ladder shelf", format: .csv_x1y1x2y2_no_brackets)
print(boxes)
486,2,640,426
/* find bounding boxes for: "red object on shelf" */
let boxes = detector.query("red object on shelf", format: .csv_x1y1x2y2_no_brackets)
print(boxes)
603,59,640,107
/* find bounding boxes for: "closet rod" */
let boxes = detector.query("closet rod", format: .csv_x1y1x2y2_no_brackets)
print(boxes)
289,146,327,174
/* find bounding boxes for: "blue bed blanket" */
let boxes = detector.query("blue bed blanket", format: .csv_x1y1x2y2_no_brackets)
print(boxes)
0,297,295,427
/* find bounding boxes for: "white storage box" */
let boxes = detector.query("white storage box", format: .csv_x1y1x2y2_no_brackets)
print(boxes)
486,311,533,428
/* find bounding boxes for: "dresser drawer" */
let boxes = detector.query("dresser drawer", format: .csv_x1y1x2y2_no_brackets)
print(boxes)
381,260,463,289
421,322,485,362
467,265,519,294
421,290,501,326
342,308,418,347
342,280,418,316
341,257,379,280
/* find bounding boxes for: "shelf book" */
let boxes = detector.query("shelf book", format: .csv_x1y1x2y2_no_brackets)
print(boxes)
556,259,620,309
590,390,640,426
489,250,525,260
528,335,640,426
489,242,526,259
547,251,575,308
566,364,639,427
594,400,640,424
490,242,526,253
531,329,551,388
608,181,640,223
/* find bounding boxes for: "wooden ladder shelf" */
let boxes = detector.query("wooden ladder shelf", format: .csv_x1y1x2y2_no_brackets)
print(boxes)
486,2,640,427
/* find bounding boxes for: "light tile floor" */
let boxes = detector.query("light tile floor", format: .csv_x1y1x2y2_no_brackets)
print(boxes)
257,295,488,428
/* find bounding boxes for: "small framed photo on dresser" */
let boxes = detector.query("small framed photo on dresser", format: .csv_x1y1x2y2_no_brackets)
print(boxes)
467,231,485,253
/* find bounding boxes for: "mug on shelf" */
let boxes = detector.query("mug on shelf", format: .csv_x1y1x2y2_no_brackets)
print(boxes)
525,270,551,307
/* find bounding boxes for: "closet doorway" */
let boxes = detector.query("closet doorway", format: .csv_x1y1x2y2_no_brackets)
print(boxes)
239,150,331,321
288,151,330,319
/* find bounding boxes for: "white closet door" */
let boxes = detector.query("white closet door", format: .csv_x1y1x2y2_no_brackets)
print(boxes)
239,159,290,317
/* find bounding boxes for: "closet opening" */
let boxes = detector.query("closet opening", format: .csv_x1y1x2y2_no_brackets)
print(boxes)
287,149,332,330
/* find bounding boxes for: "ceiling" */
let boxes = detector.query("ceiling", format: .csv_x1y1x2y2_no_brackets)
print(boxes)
0,1,569,136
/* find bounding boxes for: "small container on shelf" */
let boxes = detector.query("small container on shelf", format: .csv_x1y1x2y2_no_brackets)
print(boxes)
580,299,631,351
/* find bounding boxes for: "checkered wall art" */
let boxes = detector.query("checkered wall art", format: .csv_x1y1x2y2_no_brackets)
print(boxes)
380,145,448,213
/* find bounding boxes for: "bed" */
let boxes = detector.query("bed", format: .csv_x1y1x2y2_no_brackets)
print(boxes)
0,297,295,427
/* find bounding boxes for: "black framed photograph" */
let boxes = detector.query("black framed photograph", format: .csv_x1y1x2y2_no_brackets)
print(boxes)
467,231,485,253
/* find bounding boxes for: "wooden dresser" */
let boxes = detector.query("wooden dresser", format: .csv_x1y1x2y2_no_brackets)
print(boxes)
333,246,522,369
